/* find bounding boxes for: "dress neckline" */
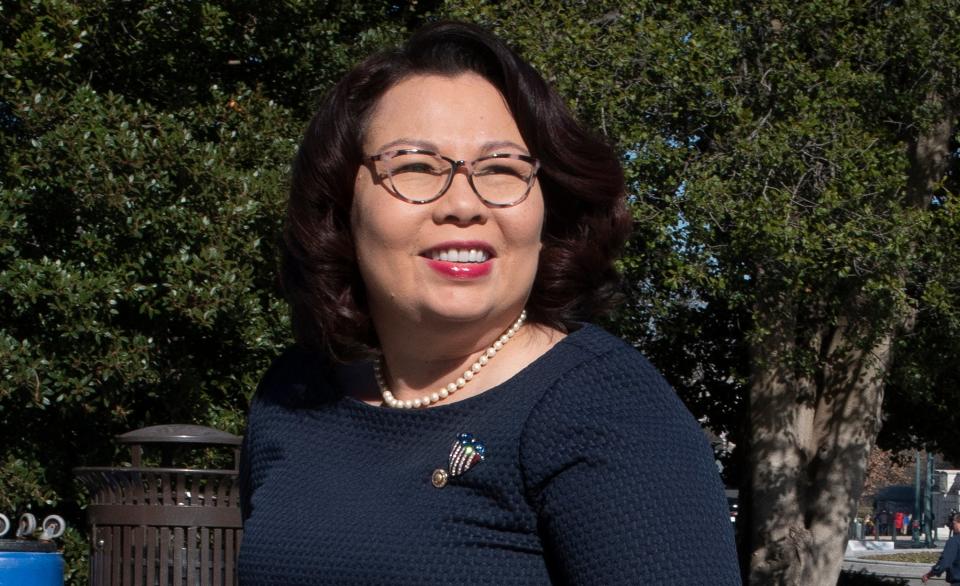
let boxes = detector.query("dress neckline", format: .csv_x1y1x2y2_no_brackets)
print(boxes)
337,322,592,413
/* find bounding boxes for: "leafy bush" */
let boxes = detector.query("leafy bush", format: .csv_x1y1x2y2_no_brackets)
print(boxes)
0,1,423,581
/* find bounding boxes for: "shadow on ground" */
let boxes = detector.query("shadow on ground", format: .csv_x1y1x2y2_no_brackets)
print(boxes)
838,569,909,585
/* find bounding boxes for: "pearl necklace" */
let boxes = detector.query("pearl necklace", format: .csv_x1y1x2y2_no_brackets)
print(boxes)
375,310,527,409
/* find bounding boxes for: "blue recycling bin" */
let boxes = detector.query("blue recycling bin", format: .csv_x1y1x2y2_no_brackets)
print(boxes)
0,540,63,586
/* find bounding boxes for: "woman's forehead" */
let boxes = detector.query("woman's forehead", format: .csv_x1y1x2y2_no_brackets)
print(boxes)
363,73,526,155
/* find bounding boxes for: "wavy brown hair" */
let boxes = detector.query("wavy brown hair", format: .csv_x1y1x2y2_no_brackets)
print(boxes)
281,21,631,361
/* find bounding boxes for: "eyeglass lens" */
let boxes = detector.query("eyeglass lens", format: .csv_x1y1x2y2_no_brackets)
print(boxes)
381,152,535,205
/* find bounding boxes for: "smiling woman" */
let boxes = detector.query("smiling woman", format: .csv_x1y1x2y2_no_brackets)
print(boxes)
238,20,741,585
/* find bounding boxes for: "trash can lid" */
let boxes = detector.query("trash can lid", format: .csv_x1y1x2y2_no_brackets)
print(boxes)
0,539,58,553
117,424,242,446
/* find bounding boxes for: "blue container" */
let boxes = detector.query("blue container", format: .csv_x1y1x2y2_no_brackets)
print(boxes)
0,540,63,586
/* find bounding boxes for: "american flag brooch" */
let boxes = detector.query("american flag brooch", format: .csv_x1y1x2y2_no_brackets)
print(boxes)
432,433,485,488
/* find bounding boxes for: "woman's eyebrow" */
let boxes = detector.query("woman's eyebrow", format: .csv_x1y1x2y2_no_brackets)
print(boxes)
373,138,440,153
480,140,529,155
372,138,530,156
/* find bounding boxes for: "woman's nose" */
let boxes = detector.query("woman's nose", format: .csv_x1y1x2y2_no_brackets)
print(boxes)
433,171,487,225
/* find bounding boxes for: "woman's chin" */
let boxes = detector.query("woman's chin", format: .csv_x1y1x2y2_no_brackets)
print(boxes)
422,306,495,324
416,303,521,327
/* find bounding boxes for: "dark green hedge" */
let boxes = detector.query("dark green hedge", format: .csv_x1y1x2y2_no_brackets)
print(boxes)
1,2,430,581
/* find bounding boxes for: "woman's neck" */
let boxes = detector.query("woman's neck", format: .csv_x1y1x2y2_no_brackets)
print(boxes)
370,312,564,406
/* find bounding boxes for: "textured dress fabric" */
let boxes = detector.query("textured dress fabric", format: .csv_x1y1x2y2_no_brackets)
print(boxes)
238,324,741,585
929,534,960,584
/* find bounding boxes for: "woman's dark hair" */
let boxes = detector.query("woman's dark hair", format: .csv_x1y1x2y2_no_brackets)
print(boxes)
282,21,631,360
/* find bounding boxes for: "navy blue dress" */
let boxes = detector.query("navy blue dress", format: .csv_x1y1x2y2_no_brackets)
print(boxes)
238,324,741,584
929,534,960,584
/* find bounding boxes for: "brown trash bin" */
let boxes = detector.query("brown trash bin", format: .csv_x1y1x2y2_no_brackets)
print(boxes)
75,424,243,586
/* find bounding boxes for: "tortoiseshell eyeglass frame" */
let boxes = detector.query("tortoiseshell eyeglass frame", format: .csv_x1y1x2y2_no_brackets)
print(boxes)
364,148,541,208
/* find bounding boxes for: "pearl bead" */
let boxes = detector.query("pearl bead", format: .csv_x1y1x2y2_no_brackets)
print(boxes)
375,309,526,408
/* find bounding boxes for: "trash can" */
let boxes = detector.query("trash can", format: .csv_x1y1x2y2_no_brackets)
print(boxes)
75,424,243,586
0,540,64,586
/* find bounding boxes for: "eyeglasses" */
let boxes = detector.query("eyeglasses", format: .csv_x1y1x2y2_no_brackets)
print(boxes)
365,148,541,208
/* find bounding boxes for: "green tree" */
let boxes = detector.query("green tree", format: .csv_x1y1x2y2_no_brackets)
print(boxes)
0,1,431,581
442,1,960,583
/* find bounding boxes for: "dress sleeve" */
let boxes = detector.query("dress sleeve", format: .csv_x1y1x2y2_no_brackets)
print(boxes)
239,378,272,524
238,428,253,522
238,347,329,525
519,348,740,585
931,537,959,577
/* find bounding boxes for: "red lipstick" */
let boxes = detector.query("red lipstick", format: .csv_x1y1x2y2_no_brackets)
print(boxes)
425,258,492,279
421,241,495,280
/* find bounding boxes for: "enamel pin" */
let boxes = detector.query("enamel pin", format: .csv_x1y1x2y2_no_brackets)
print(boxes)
432,433,485,488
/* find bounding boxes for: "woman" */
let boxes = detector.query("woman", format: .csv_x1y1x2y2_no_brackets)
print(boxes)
239,21,740,585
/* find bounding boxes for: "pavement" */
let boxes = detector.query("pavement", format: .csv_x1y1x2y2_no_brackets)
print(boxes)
843,536,946,585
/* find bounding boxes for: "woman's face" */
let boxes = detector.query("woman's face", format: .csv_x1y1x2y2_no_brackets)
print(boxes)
352,73,544,333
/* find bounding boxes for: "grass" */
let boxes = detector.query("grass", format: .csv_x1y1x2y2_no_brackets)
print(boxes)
863,552,939,563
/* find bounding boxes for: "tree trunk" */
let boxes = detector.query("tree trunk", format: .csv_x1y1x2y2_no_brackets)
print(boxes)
747,303,890,586
746,101,955,584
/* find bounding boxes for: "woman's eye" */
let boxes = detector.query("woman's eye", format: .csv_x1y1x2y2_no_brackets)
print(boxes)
476,165,525,178
390,161,443,175
393,163,441,175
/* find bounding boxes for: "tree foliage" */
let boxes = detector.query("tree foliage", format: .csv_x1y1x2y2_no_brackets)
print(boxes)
444,0,960,582
0,1,432,581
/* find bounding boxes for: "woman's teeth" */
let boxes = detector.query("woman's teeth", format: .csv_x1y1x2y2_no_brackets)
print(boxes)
431,249,490,263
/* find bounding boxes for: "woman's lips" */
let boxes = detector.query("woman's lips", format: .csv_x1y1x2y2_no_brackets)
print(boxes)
429,247,491,263
420,241,495,279
424,258,492,279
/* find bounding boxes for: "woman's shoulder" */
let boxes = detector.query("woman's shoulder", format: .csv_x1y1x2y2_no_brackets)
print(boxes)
550,323,681,410
251,345,337,410
518,325,740,582
518,323,710,467
522,322,710,468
